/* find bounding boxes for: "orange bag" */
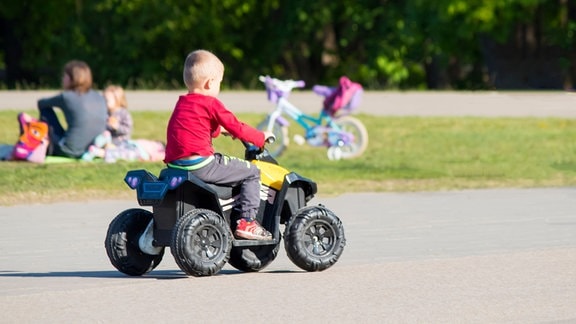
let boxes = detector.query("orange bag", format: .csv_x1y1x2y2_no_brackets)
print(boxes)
12,113,49,163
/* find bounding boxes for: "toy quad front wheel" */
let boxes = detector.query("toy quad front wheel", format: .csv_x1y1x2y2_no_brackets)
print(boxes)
105,208,165,276
170,209,232,277
284,206,346,271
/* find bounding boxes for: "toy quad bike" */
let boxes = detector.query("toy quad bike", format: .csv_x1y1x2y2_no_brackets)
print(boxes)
104,139,346,277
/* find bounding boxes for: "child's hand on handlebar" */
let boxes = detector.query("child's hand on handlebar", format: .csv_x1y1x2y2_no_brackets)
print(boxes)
263,131,276,145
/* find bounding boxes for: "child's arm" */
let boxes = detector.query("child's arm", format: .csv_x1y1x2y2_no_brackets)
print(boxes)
109,110,133,137
212,99,265,147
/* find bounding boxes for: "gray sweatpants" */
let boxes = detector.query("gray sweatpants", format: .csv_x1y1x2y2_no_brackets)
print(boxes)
190,153,260,220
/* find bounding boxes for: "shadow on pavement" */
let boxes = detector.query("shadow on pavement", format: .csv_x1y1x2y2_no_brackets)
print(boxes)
0,268,299,279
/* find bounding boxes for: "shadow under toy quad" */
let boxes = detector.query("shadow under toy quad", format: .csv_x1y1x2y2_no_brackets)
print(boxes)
105,140,346,277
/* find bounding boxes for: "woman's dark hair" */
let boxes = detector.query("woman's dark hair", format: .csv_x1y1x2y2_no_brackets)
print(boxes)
63,60,93,93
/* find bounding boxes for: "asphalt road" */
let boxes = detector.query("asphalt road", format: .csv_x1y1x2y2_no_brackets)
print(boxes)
0,91,575,323
1,189,575,323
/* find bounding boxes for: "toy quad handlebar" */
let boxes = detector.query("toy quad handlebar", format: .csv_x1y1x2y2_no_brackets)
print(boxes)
243,135,277,163
242,134,276,150
259,75,305,103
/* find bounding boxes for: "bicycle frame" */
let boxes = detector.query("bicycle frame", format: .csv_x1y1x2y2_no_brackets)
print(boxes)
265,96,337,137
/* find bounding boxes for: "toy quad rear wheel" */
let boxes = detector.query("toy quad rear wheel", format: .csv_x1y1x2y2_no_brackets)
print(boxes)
170,209,232,277
228,242,281,272
105,208,165,276
284,206,346,271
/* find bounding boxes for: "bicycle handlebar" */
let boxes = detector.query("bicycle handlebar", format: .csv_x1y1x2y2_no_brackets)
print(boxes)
259,75,305,103
259,75,305,90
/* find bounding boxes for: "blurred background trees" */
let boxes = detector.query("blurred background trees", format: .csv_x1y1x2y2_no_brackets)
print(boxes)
1,0,574,90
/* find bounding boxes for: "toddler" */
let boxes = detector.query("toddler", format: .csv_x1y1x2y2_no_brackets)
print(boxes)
164,49,273,240
84,85,133,159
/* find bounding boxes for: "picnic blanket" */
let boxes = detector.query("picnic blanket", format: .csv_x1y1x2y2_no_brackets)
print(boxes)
2,113,165,164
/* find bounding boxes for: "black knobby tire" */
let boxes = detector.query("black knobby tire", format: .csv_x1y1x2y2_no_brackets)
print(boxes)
333,116,368,159
257,118,288,158
104,208,164,276
284,206,346,272
170,209,232,277
228,241,281,272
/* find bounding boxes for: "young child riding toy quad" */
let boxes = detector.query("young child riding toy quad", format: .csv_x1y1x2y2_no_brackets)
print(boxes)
163,49,274,241
104,50,346,277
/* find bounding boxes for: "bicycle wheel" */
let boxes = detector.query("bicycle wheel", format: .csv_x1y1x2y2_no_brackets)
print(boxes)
256,117,289,158
331,116,368,159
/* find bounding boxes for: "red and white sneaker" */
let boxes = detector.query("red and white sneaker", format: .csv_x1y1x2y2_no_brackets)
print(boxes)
235,219,272,240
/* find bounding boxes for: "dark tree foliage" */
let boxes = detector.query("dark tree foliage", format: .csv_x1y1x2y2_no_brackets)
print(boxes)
0,0,574,90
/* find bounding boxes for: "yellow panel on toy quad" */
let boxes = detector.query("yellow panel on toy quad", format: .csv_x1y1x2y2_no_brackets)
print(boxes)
252,160,289,191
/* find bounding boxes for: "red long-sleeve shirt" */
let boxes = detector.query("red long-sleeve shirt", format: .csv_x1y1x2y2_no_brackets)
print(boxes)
163,93,265,163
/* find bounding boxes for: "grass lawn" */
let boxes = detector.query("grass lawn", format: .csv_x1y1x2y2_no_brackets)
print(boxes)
1,110,576,205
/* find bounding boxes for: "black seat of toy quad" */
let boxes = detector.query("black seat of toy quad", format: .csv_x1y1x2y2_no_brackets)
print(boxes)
159,167,237,200
205,183,235,200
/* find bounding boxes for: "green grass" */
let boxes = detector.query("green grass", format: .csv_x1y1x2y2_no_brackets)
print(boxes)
1,110,576,205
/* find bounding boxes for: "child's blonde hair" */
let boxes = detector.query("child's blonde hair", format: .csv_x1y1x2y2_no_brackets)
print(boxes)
183,50,224,89
104,85,128,109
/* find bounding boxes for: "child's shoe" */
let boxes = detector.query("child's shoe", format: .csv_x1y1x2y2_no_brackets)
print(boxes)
235,219,272,240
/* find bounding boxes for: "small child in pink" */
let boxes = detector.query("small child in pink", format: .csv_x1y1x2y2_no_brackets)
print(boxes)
83,85,133,160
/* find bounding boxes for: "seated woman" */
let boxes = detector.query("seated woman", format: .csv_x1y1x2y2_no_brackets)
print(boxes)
37,60,108,158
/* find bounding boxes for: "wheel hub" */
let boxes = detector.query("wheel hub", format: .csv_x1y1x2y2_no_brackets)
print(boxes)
305,222,334,256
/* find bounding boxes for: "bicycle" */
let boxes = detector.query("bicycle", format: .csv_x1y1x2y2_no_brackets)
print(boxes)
256,75,369,160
